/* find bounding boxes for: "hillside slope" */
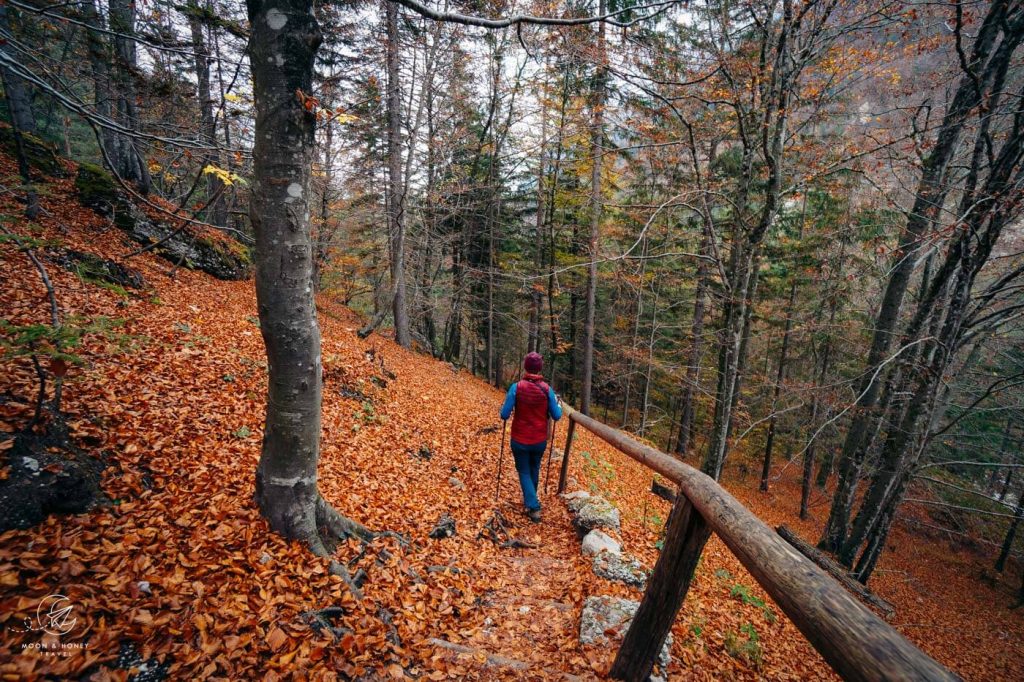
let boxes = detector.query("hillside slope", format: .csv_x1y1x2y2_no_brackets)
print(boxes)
1,155,1022,680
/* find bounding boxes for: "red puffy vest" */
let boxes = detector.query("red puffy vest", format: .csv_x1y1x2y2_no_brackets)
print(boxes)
511,374,551,446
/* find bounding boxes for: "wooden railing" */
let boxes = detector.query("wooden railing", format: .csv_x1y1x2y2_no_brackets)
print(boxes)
556,404,958,682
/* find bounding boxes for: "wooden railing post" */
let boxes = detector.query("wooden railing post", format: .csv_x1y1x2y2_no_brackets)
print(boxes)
609,496,712,681
556,418,577,494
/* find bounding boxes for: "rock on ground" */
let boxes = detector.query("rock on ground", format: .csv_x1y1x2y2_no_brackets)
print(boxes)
581,529,621,556
572,495,621,535
74,163,250,281
579,595,672,669
593,552,647,589
562,490,591,512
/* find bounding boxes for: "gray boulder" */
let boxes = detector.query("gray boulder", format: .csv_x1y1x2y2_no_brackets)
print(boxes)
579,596,672,669
573,495,621,535
562,490,591,512
593,553,647,589
581,529,621,556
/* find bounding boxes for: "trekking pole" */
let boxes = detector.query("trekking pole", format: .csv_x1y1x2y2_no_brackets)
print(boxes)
494,419,508,506
544,418,558,497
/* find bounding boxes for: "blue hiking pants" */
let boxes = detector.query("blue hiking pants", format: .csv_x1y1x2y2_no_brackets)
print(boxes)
511,439,546,511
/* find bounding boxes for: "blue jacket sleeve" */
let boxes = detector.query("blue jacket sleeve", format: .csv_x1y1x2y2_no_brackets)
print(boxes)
548,387,563,421
500,383,517,420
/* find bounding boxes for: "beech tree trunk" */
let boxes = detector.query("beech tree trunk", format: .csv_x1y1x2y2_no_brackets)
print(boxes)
995,483,1023,574
248,0,369,558
761,277,797,492
107,0,151,193
0,4,39,219
0,5,34,136
386,0,411,348
675,229,710,457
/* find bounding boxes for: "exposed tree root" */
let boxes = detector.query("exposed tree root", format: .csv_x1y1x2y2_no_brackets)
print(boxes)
306,496,379,600
301,606,351,640
478,510,536,550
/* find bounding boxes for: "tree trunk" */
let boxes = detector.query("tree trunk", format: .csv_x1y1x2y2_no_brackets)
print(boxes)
0,5,39,219
995,479,1024,573
676,229,710,457
761,277,797,492
0,5,35,136
248,0,369,560
639,283,660,437
622,237,647,429
385,0,410,348
580,0,606,416
529,67,549,354
188,1,227,225
997,416,1016,501
107,0,151,193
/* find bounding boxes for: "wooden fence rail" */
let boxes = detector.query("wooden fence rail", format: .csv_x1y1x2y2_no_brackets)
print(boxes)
556,404,958,682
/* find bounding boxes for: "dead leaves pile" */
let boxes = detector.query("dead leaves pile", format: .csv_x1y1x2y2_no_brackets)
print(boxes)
0,155,1021,680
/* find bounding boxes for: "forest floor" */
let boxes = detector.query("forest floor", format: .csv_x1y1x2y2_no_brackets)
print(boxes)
1,154,1024,680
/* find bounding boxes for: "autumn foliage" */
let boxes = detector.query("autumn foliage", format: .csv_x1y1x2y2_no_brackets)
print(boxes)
1,154,1022,680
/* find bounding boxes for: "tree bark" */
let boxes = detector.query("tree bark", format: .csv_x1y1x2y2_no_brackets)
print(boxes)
995,479,1024,573
187,0,227,225
761,277,797,492
0,4,39,219
579,0,606,416
676,229,710,457
248,0,370,559
0,4,35,136
107,0,151,193
386,0,411,348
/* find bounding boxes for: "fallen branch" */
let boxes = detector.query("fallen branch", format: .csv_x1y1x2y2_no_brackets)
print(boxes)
650,479,677,503
477,510,536,549
776,525,896,620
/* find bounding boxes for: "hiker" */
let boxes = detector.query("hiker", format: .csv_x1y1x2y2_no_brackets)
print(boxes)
499,352,562,522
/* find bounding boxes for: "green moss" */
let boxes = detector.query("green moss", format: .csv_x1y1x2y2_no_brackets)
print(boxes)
0,126,64,176
74,162,118,209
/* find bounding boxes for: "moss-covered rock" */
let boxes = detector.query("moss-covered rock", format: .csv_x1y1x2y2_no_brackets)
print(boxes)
74,162,118,212
0,126,66,177
52,248,147,293
74,162,250,281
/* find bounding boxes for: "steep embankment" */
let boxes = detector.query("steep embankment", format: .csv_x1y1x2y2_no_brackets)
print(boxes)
1,153,1022,680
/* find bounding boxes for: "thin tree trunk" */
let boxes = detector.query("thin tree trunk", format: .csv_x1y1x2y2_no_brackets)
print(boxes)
108,0,151,193
580,0,606,416
676,230,710,457
385,0,410,348
187,1,227,225
529,65,549,354
622,237,648,428
995,480,1024,573
0,5,35,136
639,283,660,437
0,5,38,219
997,416,1016,501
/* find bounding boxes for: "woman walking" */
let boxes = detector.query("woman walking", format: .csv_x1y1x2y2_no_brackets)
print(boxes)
499,352,562,522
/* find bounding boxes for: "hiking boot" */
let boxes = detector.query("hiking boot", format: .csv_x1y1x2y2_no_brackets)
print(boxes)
528,509,542,523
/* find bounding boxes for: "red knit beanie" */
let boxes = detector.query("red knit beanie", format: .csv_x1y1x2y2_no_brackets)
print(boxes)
524,352,543,373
